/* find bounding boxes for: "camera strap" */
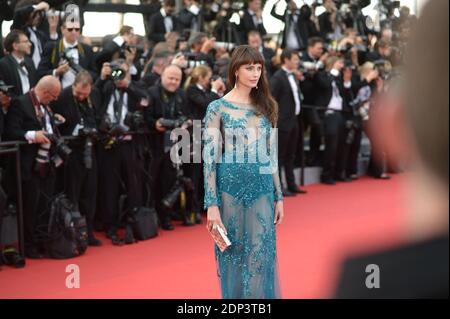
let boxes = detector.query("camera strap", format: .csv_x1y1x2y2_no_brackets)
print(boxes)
29,89,47,130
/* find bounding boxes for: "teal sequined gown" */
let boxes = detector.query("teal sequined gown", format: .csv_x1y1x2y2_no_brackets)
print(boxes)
203,98,283,299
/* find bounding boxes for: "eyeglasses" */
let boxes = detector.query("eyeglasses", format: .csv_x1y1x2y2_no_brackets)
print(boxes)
67,28,80,32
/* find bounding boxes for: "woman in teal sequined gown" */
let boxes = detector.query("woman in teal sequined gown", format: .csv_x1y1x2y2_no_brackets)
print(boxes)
203,46,284,299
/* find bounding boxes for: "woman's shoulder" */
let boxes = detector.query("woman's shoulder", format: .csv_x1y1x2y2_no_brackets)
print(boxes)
206,98,224,113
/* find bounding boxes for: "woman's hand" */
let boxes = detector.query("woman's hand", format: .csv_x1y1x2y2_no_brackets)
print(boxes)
206,206,227,234
274,201,284,225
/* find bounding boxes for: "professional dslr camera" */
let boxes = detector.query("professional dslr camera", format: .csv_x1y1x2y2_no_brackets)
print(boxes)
59,49,84,74
109,61,127,81
124,111,146,133
158,116,192,130
182,52,208,69
34,133,72,176
78,127,98,169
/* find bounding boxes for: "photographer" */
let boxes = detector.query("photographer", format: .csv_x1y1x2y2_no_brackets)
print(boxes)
183,32,216,69
299,37,328,166
147,0,180,46
51,71,102,246
271,1,318,51
37,16,97,89
95,59,147,245
4,75,62,258
0,30,38,99
366,39,392,64
344,61,380,180
178,0,201,33
145,65,191,230
315,56,352,185
11,0,56,68
95,25,135,73
240,0,267,45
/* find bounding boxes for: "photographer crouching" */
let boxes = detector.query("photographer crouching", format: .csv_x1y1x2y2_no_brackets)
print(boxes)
145,64,193,231
51,71,102,246
95,59,148,245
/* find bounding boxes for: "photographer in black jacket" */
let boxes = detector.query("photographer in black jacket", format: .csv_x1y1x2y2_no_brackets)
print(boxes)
51,70,102,246
145,64,192,230
95,58,148,244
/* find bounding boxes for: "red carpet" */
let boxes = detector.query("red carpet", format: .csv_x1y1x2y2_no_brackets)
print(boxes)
0,175,408,299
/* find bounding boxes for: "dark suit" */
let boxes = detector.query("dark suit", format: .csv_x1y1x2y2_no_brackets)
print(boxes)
314,70,352,181
51,85,101,235
270,68,303,190
145,84,187,223
270,7,318,51
148,11,180,44
37,39,98,82
0,55,38,98
4,92,57,250
299,52,323,165
11,5,49,67
240,9,267,44
95,39,122,73
95,78,147,233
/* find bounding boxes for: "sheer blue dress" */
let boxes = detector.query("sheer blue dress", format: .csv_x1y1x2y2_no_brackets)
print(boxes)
203,98,283,299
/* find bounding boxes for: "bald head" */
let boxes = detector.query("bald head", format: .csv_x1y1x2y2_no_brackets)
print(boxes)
161,64,182,92
35,76,61,105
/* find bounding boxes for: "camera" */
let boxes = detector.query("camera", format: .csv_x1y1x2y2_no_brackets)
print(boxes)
79,127,97,169
47,133,72,167
181,52,208,69
59,50,84,74
34,133,72,176
162,173,194,210
124,111,147,132
159,116,190,130
214,41,236,51
109,61,126,81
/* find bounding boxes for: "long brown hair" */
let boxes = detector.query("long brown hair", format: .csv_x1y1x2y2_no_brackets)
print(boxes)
228,45,278,127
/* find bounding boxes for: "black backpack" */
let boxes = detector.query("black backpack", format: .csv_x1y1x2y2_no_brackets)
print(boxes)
45,194,88,259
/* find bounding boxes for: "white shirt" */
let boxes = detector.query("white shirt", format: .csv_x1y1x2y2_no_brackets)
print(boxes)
12,54,30,94
327,71,343,112
282,67,301,115
25,103,54,143
161,8,174,33
28,26,42,68
286,14,300,50
113,35,125,48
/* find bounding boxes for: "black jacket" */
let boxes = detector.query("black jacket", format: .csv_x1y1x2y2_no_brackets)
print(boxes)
51,85,102,137
37,39,98,80
144,84,187,154
95,78,148,121
270,7,318,50
148,11,180,44
239,9,267,44
0,55,38,98
95,39,123,72
4,93,57,180
11,5,49,62
185,85,220,121
270,68,303,132
314,70,351,111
